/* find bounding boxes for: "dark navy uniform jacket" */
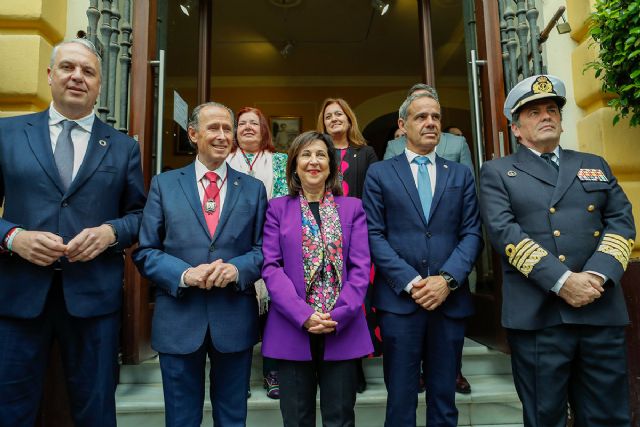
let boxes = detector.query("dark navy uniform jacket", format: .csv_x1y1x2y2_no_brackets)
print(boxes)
479,146,635,330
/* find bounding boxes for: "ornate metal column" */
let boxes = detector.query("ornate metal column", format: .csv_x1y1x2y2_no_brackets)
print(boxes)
107,0,121,126
118,0,132,132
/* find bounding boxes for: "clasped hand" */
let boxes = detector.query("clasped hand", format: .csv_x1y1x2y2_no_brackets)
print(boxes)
11,225,116,266
558,272,605,308
304,312,337,334
411,275,450,311
184,259,237,289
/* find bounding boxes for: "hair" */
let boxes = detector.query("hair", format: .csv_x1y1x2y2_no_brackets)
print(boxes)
188,101,235,131
286,131,343,197
50,38,102,69
406,83,439,101
316,98,368,148
232,107,275,153
399,91,439,121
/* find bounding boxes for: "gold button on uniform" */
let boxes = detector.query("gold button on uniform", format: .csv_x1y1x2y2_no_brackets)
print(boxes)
594,231,601,237
587,204,595,212
559,255,566,262
553,230,561,237
549,207,556,214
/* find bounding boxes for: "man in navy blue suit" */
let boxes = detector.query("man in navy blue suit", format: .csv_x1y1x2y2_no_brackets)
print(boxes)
363,91,483,426
0,39,146,427
133,102,267,427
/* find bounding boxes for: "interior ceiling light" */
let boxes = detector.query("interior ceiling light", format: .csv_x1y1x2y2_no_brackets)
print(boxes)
179,0,193,16
371,0,390,16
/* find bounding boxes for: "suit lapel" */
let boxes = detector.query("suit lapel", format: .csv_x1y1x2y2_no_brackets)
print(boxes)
212,165,241,244
551,149,582,206
391,155,428,225
24,110,65,194
178,163,211,238
66,118,111,197
513,146,558,187
429,155,450,219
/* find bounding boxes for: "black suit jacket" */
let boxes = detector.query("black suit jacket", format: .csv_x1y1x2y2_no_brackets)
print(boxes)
338,145,378,199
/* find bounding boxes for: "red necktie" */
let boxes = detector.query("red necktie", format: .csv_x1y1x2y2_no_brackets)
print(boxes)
202,171,220,237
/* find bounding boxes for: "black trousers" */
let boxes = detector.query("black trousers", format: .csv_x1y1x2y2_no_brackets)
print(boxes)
278,334,358,427
508,324,630,427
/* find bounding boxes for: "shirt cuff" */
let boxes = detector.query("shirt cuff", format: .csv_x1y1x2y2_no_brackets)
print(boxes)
550,270,572,294
585,270,607,283
404,275,422,294
179,269,189,288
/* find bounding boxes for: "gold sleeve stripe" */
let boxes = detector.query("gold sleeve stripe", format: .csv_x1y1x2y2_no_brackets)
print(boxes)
512,240,537,267
597,233,633,270
505,238,548,277
601,238,630,258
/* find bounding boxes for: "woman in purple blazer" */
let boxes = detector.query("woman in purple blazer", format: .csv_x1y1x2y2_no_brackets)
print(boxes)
261,131,373,427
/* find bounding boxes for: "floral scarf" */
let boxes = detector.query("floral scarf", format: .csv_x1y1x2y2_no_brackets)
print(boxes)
300,191,344,312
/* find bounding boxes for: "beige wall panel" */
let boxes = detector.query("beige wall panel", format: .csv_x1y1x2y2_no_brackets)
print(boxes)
571,39,613,109
577,108,640,175
618,180,640,257
0,0,66,43
567,0,595,42
0,35,52,112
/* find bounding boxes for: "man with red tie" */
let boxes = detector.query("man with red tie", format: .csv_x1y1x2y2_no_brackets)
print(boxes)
133,102,267,427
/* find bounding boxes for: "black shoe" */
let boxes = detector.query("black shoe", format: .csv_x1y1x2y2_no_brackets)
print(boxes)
455,372,471,394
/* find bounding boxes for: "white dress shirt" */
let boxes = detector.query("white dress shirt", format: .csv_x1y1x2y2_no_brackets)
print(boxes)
49,103,94,180
403,148,438,293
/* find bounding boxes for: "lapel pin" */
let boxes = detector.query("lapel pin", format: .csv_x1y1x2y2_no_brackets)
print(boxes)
99,139,107,147
507,170,517,177
234,180,239,186
443,164,448,169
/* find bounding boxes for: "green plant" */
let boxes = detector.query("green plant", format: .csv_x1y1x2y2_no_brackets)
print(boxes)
588,0,640,126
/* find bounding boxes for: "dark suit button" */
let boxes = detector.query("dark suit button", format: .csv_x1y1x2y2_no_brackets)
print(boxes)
425,232,432,238
422,260,427,264
209,246,214,252
61,201,69,207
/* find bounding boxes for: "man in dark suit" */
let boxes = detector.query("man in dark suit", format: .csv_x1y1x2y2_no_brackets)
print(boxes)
133,101,267,427
0,39,146,427
363,91,483,426
383,84,473,174
480,74,635,427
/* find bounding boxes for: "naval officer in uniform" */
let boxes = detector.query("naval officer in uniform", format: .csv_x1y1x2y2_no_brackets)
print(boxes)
479,74,635,427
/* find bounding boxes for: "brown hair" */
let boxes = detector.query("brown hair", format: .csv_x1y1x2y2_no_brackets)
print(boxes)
232,107,275,153
286,131,343,197
316,98,367,148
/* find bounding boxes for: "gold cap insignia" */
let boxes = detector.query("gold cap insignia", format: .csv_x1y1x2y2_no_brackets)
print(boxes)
532,76,554,95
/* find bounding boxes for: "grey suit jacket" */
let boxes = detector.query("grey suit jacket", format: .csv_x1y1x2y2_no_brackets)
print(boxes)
383,133,473,171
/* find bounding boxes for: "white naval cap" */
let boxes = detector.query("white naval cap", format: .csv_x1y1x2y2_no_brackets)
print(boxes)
503,74,566,120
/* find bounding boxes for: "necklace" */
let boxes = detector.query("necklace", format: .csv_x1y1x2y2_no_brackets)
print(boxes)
239,148,261,177
199,174,228,214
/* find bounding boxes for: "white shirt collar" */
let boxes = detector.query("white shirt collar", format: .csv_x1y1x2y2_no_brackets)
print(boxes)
195,156,228,182
48,102,95,133
527,145,561,160
404,147,437,165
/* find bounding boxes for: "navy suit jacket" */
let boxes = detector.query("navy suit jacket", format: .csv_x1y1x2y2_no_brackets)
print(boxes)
133,163,267,355
0,109,146,318
363,153,483,317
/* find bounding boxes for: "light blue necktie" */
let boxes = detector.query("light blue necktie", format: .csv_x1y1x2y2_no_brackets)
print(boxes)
54,120,76,190
413,156,432,221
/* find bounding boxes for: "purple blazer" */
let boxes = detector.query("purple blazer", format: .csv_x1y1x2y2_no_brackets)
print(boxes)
261,195,373,361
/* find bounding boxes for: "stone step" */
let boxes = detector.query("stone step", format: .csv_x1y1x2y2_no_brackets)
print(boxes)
115,374,522,427
119,339,512,385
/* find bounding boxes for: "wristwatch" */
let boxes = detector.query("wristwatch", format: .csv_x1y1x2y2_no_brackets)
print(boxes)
440,271,460,291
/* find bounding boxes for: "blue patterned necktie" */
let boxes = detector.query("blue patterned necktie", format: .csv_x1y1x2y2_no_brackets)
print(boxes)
413,156,433,221
54,120,76,190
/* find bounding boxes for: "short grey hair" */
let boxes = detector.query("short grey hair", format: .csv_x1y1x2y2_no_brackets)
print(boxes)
399,91,439,121
188,102,235,132
406,83,439,101
50,38,101,69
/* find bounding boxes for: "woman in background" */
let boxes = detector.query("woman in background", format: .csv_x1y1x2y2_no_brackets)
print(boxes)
227,106,288,399
317,98,379,391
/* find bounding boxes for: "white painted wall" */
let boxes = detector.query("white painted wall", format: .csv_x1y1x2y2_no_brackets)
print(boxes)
539,0,583,151
65,0,89,40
